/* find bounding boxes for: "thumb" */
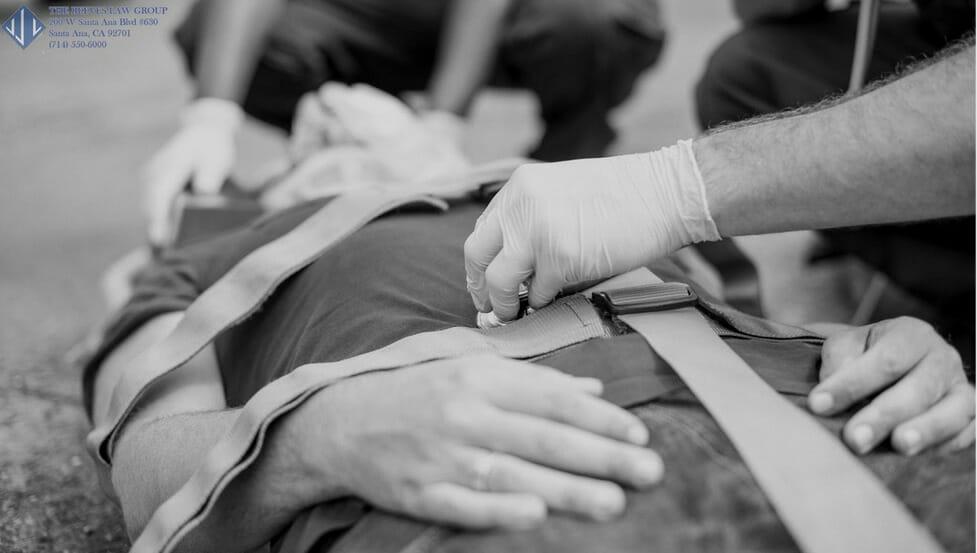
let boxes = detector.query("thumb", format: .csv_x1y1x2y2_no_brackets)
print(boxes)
485,248,534,322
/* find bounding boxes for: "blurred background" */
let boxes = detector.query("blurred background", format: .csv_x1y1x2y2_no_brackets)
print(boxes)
0,1,859,550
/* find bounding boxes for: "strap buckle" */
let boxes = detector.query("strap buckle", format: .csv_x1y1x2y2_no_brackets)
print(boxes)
591,282,698,315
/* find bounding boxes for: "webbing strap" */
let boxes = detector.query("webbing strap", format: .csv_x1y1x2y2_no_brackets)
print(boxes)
130,296,612,553
619,269,945,553
89,190,443,464
88,160,525,467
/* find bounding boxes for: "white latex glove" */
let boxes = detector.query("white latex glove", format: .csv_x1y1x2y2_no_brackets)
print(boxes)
143,98,244,245
464,139,721,322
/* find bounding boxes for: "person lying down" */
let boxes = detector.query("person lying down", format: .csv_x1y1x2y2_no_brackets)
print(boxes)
84,197,975,553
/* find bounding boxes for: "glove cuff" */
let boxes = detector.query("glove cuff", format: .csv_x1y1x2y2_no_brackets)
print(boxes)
181,97,245,133
646,140,721,246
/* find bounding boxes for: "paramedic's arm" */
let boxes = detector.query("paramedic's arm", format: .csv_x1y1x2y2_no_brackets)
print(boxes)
426,0,512,115
698,43,975,237
143,0,286,244
93,313,321,552
466,42,975,320
732,0,824,23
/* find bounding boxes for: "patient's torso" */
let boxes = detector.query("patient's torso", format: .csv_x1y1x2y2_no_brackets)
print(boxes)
199,202,974,553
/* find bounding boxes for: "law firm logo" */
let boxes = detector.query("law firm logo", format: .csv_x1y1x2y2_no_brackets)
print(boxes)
4,5,45,49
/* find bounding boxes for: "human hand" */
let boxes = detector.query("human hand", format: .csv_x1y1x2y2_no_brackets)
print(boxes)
143,98,243,245
288,355,663,529
808,317,975,455
464,140,720,322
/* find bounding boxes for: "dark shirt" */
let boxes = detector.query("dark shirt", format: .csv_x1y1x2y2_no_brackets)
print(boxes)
82,200,974,553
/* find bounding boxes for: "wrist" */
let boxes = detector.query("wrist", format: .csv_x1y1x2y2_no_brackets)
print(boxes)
273,384,353,501
181,97,245,133
260,389,349,508
691,134,744,238
634,140,721,248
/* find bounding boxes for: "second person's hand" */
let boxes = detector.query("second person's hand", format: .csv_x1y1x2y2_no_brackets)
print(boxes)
142,97,243,245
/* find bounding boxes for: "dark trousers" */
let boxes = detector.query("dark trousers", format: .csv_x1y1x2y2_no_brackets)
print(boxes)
175,0,665,161
694,4,975,355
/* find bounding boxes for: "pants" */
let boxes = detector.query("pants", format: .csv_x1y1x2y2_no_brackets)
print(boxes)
175,0,665,161
694,4,975,355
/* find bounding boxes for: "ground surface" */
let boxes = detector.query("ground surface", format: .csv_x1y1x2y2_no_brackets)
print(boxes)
0,1,855,550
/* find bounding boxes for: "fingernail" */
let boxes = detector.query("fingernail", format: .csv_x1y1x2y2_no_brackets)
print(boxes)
627,424,649,446
511,501,547,530
850,425,874,454
900,429,922,456
573,377,603,394
592,488,625,521
634,453,664,486
809,392,834,414
476,311,506,329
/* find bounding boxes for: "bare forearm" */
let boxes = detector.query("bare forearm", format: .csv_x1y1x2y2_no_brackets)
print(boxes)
696,42,975,237
193,0,286,102
112,409,331,553
427,0,512,115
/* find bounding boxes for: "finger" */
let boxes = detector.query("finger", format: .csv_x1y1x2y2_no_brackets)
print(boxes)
892,383,975,456
485,249,534,322
144,163,193,246
843,352,952,454
526,261,566,311
485,375,649,446
819,325,871,381
809,322,927,416
460,449,627,521
464,208,503,313
475,410,663,488
412,482,546,530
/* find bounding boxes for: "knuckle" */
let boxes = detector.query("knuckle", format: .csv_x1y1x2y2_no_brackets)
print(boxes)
937,346,964,374
535,433,566,459
556,486,593,512
876,348,906,379
391,481,423,513
544,392,580,419
898,316,932,334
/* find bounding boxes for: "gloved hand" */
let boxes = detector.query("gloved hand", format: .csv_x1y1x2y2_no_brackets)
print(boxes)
464,139,721,322
143,97,244,245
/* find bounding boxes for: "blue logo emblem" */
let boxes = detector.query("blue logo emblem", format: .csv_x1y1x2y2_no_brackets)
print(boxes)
4,5,45,49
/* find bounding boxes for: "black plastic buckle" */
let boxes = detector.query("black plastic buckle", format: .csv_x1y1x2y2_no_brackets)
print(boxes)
591,282,698,315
